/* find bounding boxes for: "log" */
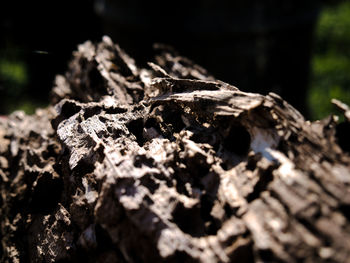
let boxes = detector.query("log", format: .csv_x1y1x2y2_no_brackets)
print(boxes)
1,36,350,262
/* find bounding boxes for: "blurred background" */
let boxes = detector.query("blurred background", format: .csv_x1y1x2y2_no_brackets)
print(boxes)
0,0,349,120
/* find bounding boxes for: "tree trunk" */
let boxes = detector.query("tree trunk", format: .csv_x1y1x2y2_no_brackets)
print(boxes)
1,36,350,262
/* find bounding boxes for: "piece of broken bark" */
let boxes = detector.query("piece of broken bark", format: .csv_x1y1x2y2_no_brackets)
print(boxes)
1,36,350,262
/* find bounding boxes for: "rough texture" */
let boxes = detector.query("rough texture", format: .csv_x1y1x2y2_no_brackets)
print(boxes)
1,36,350,262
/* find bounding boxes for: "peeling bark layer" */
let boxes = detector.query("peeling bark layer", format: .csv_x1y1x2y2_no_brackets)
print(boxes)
1,36,350,262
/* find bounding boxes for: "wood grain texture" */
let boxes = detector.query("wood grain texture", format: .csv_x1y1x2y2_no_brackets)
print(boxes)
1,36,350,262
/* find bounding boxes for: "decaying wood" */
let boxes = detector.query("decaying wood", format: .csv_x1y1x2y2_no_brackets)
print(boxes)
1,36,350,262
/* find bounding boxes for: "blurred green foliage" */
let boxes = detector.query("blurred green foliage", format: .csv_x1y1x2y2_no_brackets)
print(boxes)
0,60,27,87
309,1,350,120
0,46,46,115
0,45,28,114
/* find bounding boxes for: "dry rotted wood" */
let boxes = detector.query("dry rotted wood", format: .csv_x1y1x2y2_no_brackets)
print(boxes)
1,36,350,262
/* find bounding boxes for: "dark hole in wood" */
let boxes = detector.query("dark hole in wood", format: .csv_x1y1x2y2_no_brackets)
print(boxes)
339,204,350,222
29,173,63,214
224,203,237,218
336,122,350,153
42,143,59,160
172,202,206,237
229,241,255,263
163,107,186,133
145,117,158,128
106,126,123,139
95,224,114,251
224,125,251,156
73,160,96,177
170,251,191,262
88,66,105,94
258,249,275,262
127,118,145,146
220,162,229,171
61,101,81,118
246,168,274,202
104,106,128,114
83,106,101,120
200,194,221,235
134,155,154,168
140,175,159,194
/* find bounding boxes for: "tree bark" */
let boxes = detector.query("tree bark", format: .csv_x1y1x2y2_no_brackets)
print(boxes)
1,36,350,262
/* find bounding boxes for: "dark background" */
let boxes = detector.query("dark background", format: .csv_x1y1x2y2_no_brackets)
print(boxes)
0,0,102,113
0,0,348,119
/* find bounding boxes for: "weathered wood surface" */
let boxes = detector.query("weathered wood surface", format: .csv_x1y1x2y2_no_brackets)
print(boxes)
1,36,350,262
